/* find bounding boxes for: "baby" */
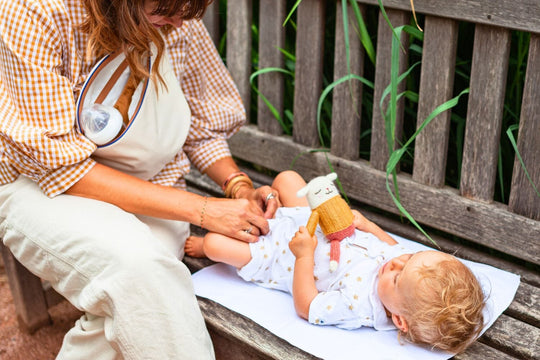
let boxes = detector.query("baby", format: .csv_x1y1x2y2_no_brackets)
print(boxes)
186,171,486,354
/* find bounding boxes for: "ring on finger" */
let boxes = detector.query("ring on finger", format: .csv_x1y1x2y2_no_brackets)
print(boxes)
243,226,253,234
265,192,276,202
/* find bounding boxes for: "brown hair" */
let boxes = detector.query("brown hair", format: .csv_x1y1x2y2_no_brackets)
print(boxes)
80,0,211,84
399,258,486,354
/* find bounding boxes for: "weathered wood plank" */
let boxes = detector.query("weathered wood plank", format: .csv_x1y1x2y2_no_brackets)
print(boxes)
202,0,220,45
370,9,409,171
292,0,326,147
228,125,540,265
453,341,520,360
508,282,540,328
257,0,286,135
331,1,365,160
460,25,511,202
412,16,458,187
198,297,319,360
226,0,252,120
0,242,51,333
480,314,540,359
355,0,540,34
508,34,540,221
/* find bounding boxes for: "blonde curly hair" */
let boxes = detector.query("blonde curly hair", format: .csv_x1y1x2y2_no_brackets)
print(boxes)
399,257,486,354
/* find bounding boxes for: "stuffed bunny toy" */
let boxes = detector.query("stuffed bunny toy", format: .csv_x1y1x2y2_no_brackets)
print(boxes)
297,173,354,272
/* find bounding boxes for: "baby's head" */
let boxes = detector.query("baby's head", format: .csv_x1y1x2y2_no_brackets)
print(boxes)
377,250,485,353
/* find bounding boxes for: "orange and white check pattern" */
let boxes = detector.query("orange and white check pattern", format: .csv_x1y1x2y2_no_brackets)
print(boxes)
0,0,245,197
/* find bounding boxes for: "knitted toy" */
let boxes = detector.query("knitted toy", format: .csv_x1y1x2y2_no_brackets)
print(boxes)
297,173,354,272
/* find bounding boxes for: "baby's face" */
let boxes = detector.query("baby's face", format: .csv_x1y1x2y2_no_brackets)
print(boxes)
377,250,453,317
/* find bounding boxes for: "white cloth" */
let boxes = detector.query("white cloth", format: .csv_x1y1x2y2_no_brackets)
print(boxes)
193,219,521,360
238,207,409,330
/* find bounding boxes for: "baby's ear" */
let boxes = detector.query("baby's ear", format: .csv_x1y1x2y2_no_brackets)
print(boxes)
391,313,409,333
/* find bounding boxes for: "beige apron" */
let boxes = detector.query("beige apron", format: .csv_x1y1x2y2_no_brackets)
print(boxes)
76,47,192,257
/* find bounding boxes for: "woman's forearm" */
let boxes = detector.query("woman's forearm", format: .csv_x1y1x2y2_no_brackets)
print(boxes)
66,163,202,224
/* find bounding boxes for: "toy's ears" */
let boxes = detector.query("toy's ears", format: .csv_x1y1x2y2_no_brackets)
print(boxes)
326,172,337,181
297,185,309,198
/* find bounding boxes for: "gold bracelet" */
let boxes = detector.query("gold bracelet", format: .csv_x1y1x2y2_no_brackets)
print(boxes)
231,182,252,199
200,196,208,229
224,176,253,198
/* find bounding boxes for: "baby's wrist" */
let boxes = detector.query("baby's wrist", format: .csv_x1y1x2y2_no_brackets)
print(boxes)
294,254,315,264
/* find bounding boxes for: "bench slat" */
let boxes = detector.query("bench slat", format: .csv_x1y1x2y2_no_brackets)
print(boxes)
202,1,220,44
508,34,540,221
228,126,540,265
226,0,252,118
453,341,520,360
481,314,540,359
257,0,286,135
0,242,51,332
331,1,365,160
198,297,318,360
460,24,511,201
412,16,458,187
292,0,327,147
355,0,540,34
370,9,409,171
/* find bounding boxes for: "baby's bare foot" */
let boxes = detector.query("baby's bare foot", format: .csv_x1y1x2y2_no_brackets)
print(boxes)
185,236,206,258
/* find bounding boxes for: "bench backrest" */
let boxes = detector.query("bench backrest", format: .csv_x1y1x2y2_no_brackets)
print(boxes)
203,0,540,268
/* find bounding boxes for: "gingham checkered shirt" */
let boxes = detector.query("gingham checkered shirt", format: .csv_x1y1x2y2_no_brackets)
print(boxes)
0,0,245,197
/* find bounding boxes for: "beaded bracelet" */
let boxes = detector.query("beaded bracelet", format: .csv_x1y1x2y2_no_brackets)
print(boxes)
200,196,208,229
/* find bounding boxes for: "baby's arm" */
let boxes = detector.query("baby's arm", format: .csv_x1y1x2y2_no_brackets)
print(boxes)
288,226,319,319
352,210,397,245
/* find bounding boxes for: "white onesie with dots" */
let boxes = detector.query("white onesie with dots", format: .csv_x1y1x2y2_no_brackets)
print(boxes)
237,206,412,330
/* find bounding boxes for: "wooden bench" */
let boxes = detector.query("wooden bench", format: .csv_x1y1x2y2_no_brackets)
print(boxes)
1,0,538,359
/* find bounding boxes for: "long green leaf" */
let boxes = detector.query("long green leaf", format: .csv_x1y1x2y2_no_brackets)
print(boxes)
384,88,470,246
316,74,374,147
250,67,295,134
348,0,376,64
506,124,540,197
283,0,302,27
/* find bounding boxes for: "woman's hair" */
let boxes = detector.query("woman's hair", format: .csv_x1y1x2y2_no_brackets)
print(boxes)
399,258,486,354
80,0,211,84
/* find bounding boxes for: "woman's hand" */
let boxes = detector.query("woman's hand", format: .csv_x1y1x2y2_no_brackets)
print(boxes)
289,226,317,259
202,197,270,243
234,184,281,219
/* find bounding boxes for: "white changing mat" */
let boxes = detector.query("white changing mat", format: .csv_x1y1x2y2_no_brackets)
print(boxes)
192,234,520,360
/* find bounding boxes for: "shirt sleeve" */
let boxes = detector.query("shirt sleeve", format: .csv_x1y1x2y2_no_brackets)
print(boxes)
0,0,96,197
175,20,246,173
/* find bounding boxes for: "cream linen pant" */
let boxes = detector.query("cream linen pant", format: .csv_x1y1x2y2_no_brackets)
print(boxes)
0,177,214,359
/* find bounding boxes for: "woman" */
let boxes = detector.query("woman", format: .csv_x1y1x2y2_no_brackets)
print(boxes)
0,0,279,358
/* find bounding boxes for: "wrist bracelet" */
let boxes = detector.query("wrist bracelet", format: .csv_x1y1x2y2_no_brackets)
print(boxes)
200,196,208,229
224,175,253,198
222,172,249,191
230,181,252,199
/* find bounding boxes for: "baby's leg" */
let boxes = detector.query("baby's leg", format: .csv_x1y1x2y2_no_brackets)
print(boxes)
200,232,252,269
272,170,309,207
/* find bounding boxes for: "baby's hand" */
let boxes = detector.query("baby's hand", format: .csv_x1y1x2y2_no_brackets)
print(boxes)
289,226,317,259
352,209,371,232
